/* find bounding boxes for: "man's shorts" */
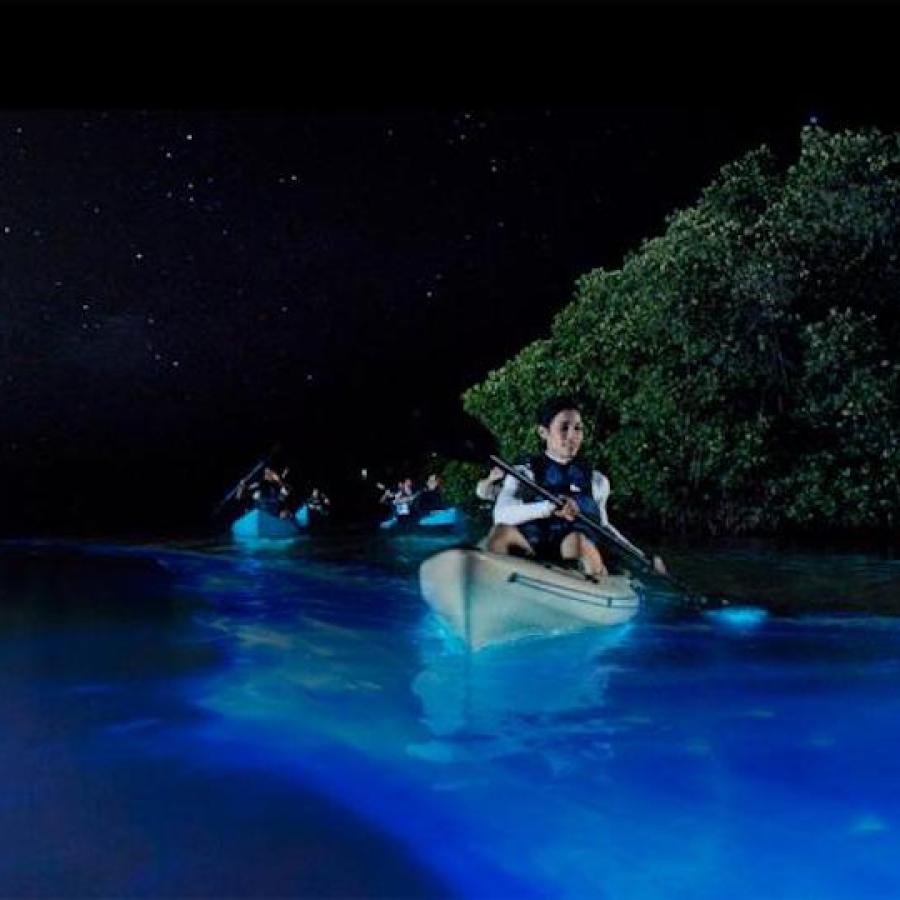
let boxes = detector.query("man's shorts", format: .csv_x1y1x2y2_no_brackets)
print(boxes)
518,519,596,563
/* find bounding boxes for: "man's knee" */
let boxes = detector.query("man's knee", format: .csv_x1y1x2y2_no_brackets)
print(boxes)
564,531,600,556
487,524,529,554
486,524,511,552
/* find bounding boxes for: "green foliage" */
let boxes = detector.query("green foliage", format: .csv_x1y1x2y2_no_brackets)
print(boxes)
462,127,900,535
441,459,494,519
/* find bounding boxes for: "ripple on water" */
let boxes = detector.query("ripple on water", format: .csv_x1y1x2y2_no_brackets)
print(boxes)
3,536,900,899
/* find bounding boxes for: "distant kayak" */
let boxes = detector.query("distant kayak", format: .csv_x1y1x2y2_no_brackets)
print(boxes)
419,547,639,650
380,507,465,531
231,508,307,541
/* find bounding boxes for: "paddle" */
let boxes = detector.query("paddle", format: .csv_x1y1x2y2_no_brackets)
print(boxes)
375,481,423,507
434,410,770,617
212,443,282,517
487,454,723,609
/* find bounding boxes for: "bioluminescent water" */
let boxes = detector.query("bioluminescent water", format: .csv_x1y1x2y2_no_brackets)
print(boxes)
1,536,899,898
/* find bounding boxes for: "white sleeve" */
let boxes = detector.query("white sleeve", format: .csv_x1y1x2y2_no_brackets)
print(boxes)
475,479,496,501
591,471,648,560
493,465,556,526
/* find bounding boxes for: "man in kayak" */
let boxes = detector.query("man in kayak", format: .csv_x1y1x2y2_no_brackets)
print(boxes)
413,473,448,518
237,466,293,518
486,396,665,578
305,487,331,524
379,477,416,527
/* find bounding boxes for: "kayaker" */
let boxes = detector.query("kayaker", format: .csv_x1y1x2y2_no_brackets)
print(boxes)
486,396,666,578
380,477,416,526
413,473,448,518
306,487,331,523
237,466,293,519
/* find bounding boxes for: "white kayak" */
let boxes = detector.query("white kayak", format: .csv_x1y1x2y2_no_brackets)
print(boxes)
419,547,640,650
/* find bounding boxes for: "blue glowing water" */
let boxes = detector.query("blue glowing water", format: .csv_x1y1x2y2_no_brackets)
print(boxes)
1,537,899,898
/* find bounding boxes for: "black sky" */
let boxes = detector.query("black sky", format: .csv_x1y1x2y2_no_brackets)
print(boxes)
1,2,896,536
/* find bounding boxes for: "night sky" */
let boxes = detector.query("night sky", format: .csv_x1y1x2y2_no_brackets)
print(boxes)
2,2,895,536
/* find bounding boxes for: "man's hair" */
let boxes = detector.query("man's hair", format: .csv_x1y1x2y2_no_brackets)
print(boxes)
537,395,582,427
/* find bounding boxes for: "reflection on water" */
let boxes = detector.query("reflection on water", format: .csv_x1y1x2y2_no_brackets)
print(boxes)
411,625,631,761
1,535,899,898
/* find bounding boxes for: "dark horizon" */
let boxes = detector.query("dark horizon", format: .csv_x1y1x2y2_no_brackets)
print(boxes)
2,2,896,537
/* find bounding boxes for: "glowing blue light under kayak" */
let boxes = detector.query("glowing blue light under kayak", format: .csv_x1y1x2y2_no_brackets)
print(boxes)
231,508,306,541
380,507,464,531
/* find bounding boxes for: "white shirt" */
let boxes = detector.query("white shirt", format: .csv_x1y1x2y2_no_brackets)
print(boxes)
492,458,645,558
475,478,502,502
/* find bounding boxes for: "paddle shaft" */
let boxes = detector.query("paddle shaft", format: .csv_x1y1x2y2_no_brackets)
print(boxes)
488,454,702,600
376,482,422,508
213,444,281,516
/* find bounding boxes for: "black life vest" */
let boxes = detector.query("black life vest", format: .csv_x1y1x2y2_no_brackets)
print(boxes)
253,480,284,514
521,454,601,519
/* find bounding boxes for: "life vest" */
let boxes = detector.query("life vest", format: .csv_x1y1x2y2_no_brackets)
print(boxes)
521,454,601,519
253,481,284,515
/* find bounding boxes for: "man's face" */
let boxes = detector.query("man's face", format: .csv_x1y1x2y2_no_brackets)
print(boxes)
539,409,584,462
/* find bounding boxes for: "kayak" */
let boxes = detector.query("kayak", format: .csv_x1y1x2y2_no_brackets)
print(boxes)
231,508,307,541
419,547,640,650
418,507,464,528
380,507,464,531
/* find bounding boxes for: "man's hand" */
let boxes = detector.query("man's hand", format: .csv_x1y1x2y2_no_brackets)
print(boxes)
553,497,579,521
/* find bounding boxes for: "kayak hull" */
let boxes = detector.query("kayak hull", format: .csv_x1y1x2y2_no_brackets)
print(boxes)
419,547,639,650
295,504,310,529
231,508,305,541
418,507,464,528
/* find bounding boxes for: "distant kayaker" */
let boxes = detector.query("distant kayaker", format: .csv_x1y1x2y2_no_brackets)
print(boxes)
379,477,416,526
486,396,666,578
413,473,448,518
306,487,331,522
237,466,293,519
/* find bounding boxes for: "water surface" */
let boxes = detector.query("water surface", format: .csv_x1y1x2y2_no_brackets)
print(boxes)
1,535,898,898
